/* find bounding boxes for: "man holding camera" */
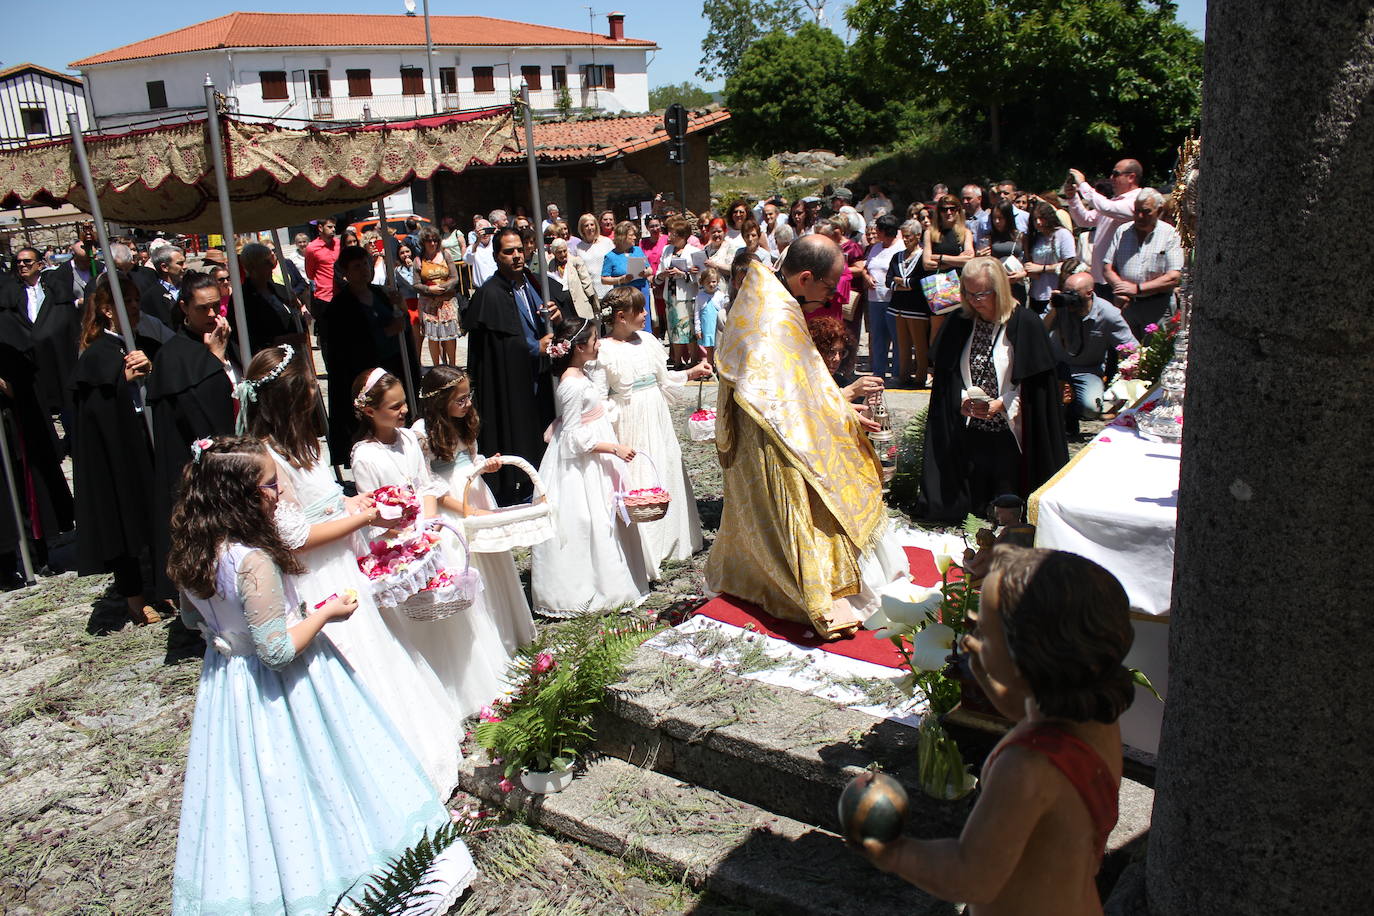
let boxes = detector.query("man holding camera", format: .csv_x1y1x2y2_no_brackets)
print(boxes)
1047,272,1137,437
1065,159,1145,302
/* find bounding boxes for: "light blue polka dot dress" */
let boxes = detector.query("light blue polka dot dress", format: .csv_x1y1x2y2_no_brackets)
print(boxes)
172,544,474,915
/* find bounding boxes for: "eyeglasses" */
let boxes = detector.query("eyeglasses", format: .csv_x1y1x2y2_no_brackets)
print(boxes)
967,290,996,301
15,258,37,265
454,393,474,406
938,206,959,212
1110,169,1133,178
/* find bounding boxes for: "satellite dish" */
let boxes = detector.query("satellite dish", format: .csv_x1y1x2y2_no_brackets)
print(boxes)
404,0,417,14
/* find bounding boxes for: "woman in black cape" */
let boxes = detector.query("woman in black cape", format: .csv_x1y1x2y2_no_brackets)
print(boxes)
146,274,237,601
71,275,161,625
921,257,1067,523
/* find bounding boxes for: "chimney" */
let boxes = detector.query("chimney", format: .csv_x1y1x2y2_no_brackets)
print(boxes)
607,12,625,41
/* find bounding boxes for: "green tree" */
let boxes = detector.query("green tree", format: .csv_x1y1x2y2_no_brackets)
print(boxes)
724,23,909,155
649,82,716,110
698,0,800,81
846,0,1202,172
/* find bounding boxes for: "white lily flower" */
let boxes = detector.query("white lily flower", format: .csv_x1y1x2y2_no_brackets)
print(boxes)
912,622,957,672
881,584,944,627
932,551,955,575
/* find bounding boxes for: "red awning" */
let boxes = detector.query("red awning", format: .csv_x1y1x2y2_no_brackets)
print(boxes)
0,107,515,232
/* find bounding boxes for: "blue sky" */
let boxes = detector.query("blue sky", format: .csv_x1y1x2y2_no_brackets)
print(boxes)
1,0,1206,93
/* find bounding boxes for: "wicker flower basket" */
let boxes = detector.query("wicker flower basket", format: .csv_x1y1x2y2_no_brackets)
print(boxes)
613,451,671,524
457,455,556,553
393,520,483,622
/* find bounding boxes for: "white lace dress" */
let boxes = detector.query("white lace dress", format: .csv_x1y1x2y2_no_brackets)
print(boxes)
268,447,461,795
412,418,536,655
598,332,704,579
173,544,475,915
531,369,650,616
351,429,512,718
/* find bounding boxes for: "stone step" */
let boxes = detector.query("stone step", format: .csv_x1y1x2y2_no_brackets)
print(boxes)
592,645,1153,863
459,752,960,916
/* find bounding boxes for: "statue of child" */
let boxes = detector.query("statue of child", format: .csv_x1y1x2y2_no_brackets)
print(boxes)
859,545,1135,915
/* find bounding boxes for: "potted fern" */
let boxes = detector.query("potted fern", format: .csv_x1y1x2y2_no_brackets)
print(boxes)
475,614,656,794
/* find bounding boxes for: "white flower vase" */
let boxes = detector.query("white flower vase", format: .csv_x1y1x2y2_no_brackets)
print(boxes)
520,767,575,794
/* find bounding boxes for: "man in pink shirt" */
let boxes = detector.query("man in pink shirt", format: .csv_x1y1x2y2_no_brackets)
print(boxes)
303,217,341,309
1065,159,1144,302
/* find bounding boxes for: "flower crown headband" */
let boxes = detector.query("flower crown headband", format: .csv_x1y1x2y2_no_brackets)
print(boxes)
420,372,467,399
353,367,391,410
548,318,591,360
232,344,294,434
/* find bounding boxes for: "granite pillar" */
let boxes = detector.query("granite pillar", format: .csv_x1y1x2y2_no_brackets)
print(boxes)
1146,1,1374,911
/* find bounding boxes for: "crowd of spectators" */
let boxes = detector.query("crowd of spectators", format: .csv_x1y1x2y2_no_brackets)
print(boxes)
0,152,1183,590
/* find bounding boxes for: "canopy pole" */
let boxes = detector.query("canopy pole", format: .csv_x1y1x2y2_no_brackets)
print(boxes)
520,84,551,311
66,107,155,446
373,198,421,417
203,76,253,365
0,409,37,586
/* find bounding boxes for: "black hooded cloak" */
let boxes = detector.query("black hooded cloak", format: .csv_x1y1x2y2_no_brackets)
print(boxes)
71,333,158,575
145,327,237,599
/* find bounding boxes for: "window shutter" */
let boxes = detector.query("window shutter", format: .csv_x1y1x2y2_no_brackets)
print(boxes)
521,66,542,91
347,69,373,98
400,67,424,96
260,71,288,101
473,67,495,93
604,65,615,90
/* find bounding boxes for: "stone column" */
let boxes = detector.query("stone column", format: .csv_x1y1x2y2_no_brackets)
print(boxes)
1146,1,1374,912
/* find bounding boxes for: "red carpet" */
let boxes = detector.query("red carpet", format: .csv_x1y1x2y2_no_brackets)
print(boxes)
693,546,959,670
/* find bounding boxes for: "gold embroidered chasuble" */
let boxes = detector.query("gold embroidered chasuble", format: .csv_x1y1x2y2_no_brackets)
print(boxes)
704,262,886,637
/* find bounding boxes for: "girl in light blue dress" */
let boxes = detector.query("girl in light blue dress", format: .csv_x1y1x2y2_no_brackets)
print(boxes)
168,436,474,915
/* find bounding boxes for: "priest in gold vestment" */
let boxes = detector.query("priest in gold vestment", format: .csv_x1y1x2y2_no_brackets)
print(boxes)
705,237,907,639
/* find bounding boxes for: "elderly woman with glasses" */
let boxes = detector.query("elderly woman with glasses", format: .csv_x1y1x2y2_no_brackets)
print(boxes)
920,256,1066,523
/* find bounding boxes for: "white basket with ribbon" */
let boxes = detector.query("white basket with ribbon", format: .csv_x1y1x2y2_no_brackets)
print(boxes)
393,519,483,622
456,454,556,553
685,379,716,442
612,451,671,525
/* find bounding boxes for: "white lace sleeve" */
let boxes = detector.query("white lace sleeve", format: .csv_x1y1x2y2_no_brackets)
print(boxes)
237,549,299,669
272,467,310,549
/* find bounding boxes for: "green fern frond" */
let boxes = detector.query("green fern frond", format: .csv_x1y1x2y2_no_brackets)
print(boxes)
961,513,985,537
334,818,488,915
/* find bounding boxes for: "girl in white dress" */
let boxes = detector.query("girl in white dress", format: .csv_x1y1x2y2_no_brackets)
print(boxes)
239,347,461,795
531,317,650,616
350,368,512,719
414,365,536,654
598,287,712,580
168,436,474,915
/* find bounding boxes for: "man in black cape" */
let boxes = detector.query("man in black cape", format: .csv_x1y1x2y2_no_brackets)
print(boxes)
145,274,238,600
921,303,1067,523
318,245,416,466
0,275,74,585
463,226,561,505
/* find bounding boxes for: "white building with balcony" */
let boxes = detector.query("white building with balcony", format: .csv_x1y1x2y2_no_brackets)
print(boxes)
71,11,657,129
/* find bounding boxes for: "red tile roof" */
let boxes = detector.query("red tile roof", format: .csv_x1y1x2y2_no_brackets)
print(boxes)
501,109,732,165
71,13,657,67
